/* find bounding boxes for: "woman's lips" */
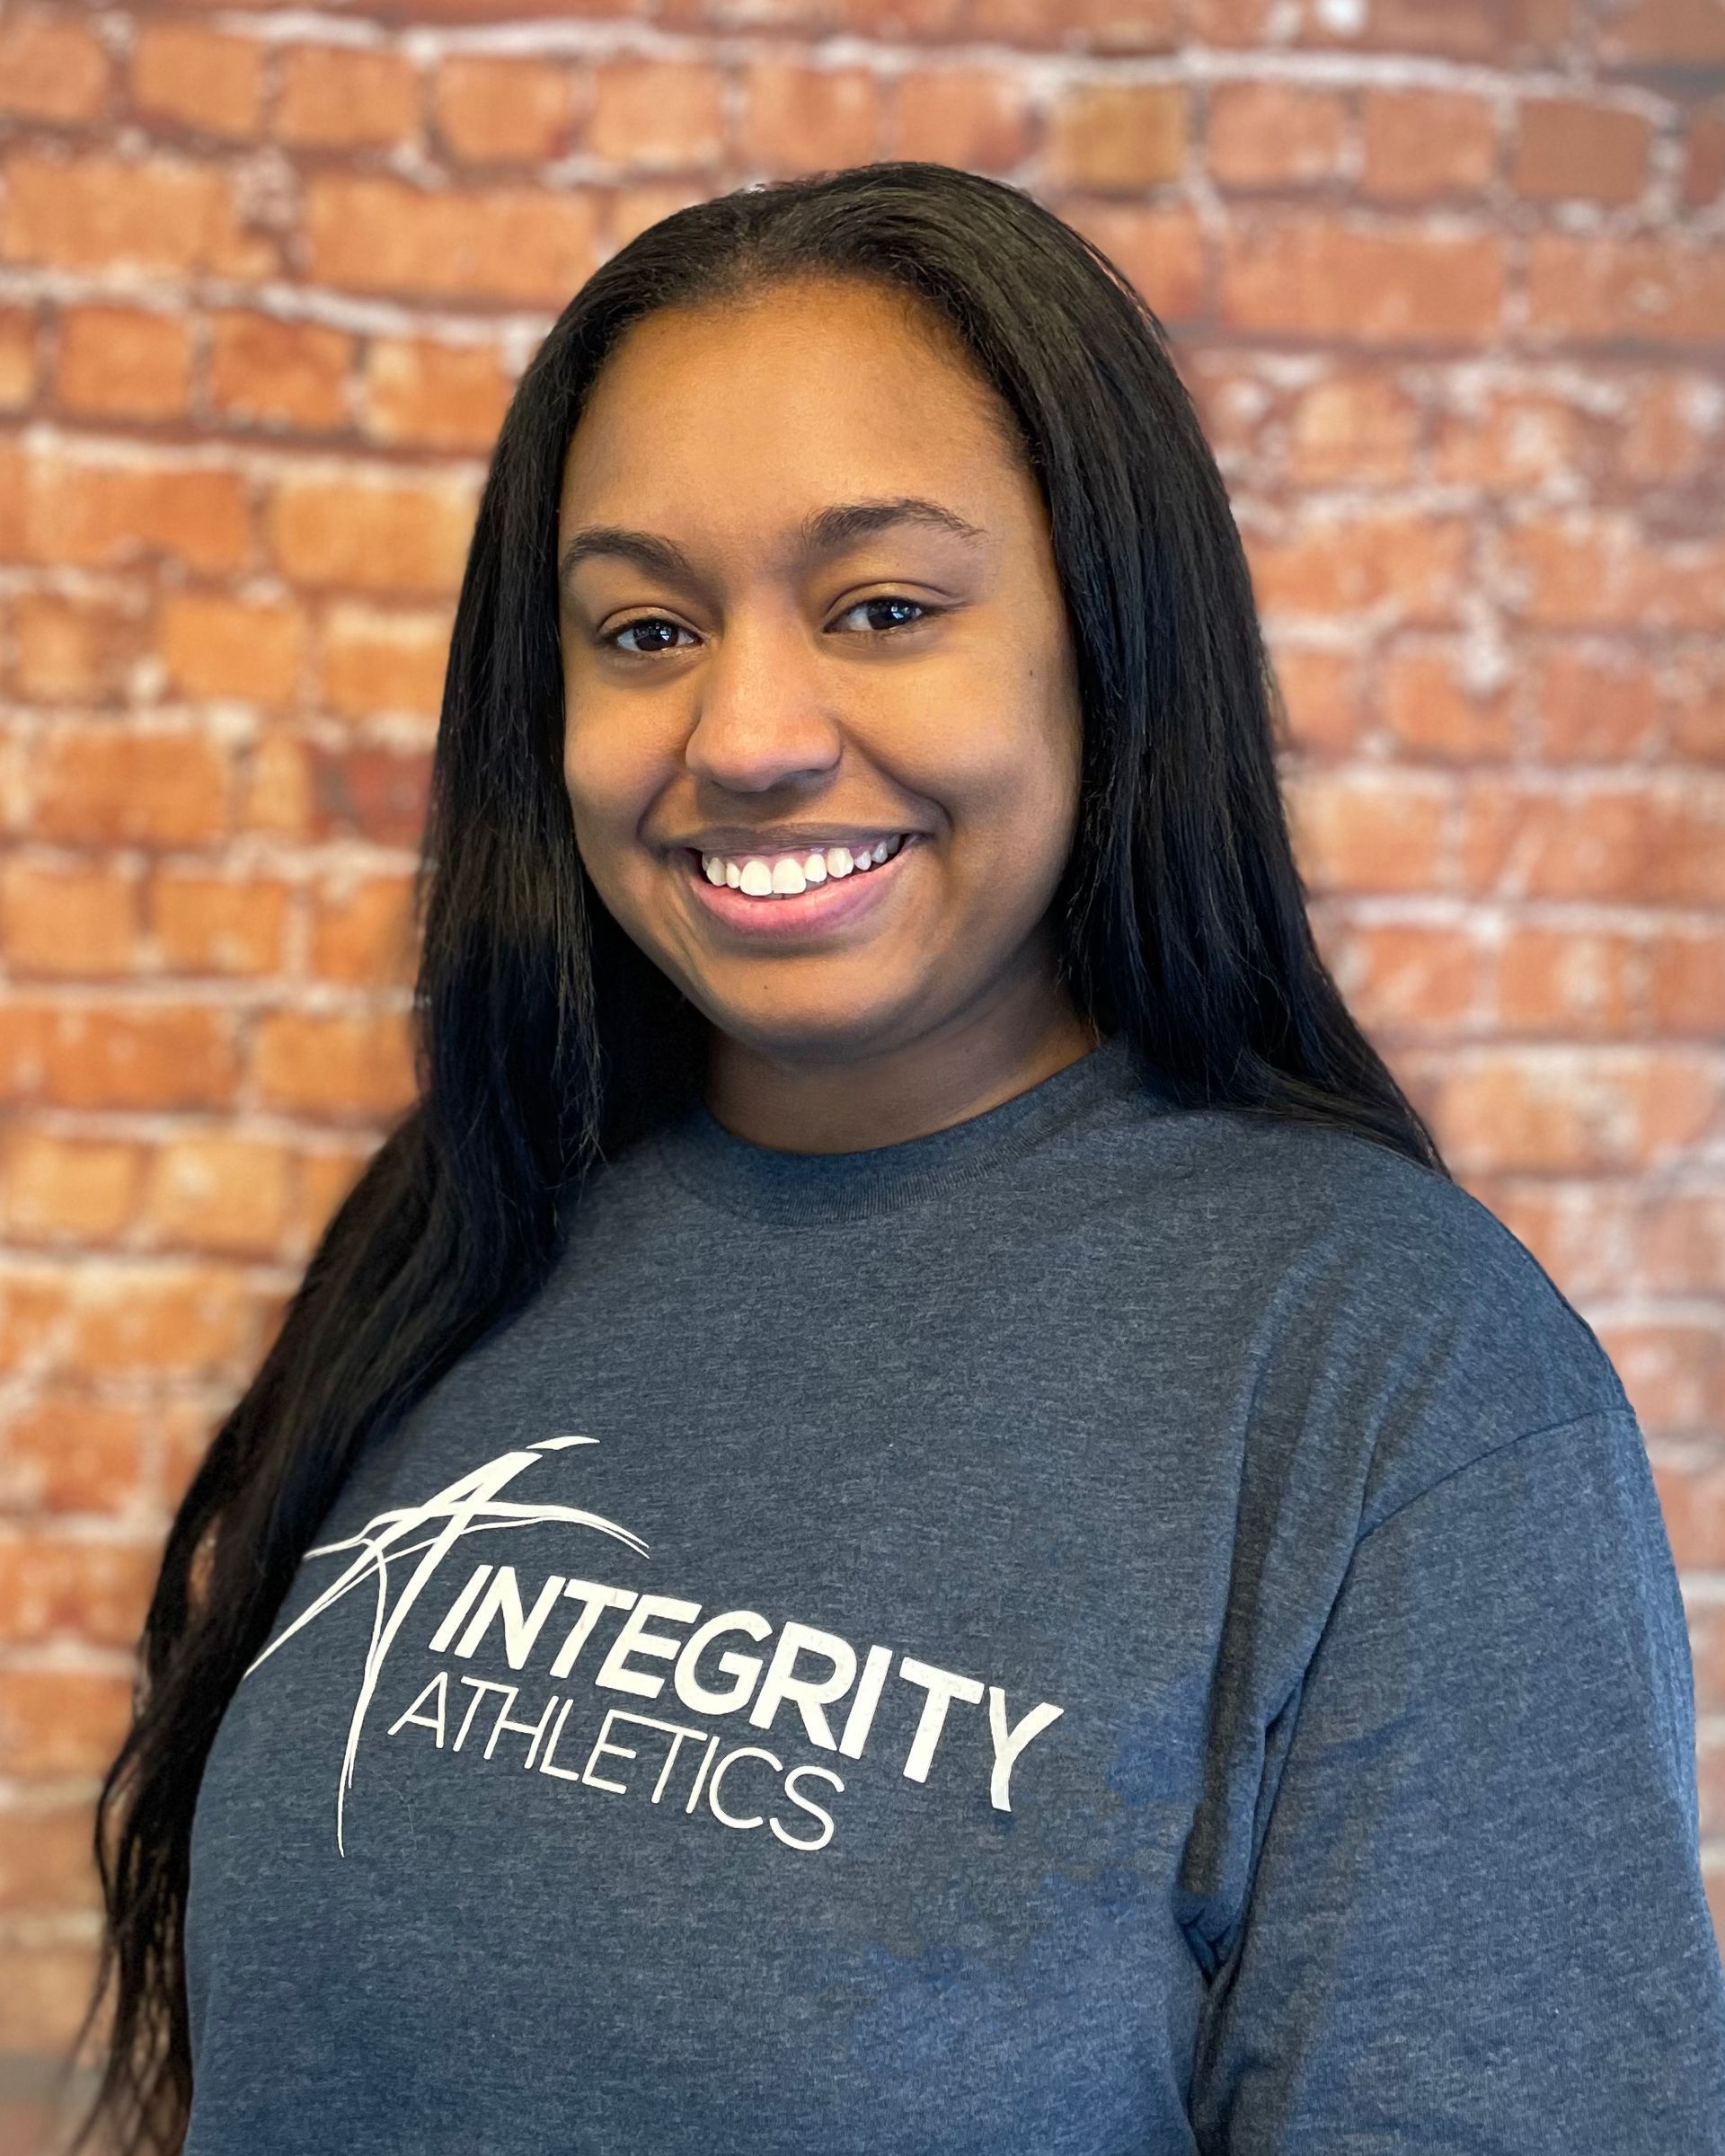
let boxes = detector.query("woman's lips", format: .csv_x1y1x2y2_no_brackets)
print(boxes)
679,835,922,940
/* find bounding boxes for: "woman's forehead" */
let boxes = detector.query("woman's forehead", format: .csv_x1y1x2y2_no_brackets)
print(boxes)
558,296,1033,569
568,285,1006,467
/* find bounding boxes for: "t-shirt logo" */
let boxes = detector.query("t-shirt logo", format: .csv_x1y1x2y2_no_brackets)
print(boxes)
243,1433,1065,1859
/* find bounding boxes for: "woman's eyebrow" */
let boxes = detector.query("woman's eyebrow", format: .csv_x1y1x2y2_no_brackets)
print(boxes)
557,495,989,595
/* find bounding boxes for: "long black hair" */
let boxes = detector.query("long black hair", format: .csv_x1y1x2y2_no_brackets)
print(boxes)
66,158,1444,2155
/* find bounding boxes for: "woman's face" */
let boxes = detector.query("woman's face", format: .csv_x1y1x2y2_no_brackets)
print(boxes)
556,276,1086,1078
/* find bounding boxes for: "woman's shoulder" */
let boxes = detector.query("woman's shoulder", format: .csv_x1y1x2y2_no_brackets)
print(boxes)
1104,1082,1575,1288
1098,1091,1632,1525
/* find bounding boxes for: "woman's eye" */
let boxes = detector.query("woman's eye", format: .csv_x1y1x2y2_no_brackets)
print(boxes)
597,596,933,658
600,617,695,658
832,596,933,635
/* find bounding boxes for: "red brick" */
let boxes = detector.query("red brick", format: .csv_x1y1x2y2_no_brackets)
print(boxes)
309,744,431,844
0,1529,160,1648
290,1145,372,1257
1526,233,1725,346
157,1398,225,1511
0,1948,109,2078
958,0,1177,43
0,1004,49,1112
1480,1178,1642,1302
1693,1596,1725,1713
158,589,305,705
1648,929,1725,1034
1285,371,1421,484
275,44,421,149
1057,199,1208,320
587,60,724,172
1429,389,1588,488
55,305,193,421
0,12,111,124
1501,512,1725,632
0,1665,133,1778
0,436,24,554
1423,1047,1717,1173
1527,646,1664,762
1642,1189,1725,1296
364,337,513,451
1512,97,1652,202
1245,510,1471,621
69,1267,256,1380
738,62,884,177
0,1390,151,1514
1181,354,1274,462
1190,0,1275,37
1611,374,1720,484
8,588,146,705
1680,105,1725,207
252,1010,415,1118
1670,648,1725,763
8,1005,239,1112
1283,768,1453,892
129,24,264,139
0,1260,73,1371
3,1129,141,1242
308,873,418,987
1598,0,1725,66
208,310,354,433
268,470,476,598
434,55,581,164
141,1135,294,1257
2,149,275,278
1300,0,1575,62
1271,645,1367,756
31,728,230,849
1651,790,1725,905
0,303,38,409
1221,215,1504,343
1331,920,1480,1031
0,446,27,571
146,870,292,976
890,68,1034,171
1360,89,1499,199
0,1939,102,2053
1461,779,1653,899
20,450,252,576
813,0,964,31
1647,1457,1725,1577
1380,643,1516,759
2,860,138,977
317,603,450,720
1598,1320,1722,1434
1466,1189,1621,1319
0,1798,101,1914
1495,925,1641,1036
303,173,599,306
1207,83,1349,189
1047,82,1186,190
238,729,315,840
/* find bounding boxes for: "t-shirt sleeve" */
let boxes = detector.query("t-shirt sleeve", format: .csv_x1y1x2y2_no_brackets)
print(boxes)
1187,1402,1725,2153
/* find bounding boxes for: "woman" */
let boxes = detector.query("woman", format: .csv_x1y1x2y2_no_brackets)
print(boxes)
73,162,1725,2154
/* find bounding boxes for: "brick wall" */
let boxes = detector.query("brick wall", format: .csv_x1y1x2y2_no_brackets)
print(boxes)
0,0,1721,2141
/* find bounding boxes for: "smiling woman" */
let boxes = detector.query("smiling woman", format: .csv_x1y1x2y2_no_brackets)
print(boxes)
553,276,1101,1149
71,163,1725,2156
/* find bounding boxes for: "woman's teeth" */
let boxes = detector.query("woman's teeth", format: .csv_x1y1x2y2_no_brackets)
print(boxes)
698,834,907,897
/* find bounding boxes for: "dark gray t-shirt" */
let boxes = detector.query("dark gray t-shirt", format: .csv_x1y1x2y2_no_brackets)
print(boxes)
183,1032,1725,2152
